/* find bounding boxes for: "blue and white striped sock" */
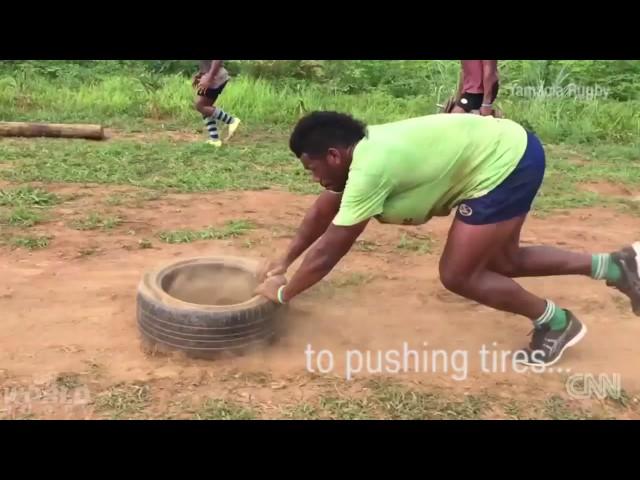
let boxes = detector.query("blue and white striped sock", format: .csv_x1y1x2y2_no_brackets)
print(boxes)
214,107,234,125
203,115,219,140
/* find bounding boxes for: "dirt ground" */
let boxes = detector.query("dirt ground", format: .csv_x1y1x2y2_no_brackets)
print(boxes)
2,184,640,419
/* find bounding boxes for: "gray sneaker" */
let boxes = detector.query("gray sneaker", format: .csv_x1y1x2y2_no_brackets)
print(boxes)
518,311,587,368
608,242,640,315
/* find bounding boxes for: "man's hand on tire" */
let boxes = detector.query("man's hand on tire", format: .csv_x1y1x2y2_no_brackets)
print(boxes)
258,259,288,282
254,274,287,303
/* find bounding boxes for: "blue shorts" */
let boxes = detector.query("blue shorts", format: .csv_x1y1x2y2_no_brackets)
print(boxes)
455,130,545,225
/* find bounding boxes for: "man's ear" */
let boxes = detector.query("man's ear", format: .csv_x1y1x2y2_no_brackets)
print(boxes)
326,147,341,167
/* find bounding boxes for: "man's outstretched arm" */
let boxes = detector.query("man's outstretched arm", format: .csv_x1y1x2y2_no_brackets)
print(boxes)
256,219,369,302
261,190,343,278
257,169,391,302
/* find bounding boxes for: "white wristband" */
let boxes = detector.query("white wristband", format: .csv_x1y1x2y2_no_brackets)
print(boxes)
277,286,287,304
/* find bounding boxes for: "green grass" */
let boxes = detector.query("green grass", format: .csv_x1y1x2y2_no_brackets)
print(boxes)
275,379,494,420
6,235,51,250
3,60,639,99
319,396,376,420
2,207,43,227
4,371,638,419
158,220,255,244
1,61,639,144
284,378,631,420
503,401,525,419
529,144,640,213
542,395,592,420
274,379,494,420
0,186,59,207
193,399,257,420
0,186,58,230
0,74,438,130
94,383,150,419
0,138,318,194
282,403,322,420
366,379,490,420
71,213,122,231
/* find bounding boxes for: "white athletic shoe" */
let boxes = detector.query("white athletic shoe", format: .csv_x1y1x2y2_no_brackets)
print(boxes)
225,117,241,141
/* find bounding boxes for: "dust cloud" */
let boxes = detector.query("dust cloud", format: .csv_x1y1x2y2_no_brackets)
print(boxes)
164,265,257,305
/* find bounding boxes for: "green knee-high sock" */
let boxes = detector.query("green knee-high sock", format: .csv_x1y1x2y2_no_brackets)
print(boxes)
591,254,622,283
534,300,567,331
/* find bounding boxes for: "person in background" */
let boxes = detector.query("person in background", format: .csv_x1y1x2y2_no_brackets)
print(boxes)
451,60,500,116
193,60,241,147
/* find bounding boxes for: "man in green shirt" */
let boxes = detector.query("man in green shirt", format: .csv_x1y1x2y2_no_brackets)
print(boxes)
255,111,640,367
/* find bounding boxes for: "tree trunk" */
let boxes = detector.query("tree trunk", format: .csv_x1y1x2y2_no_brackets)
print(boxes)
0,122,105,140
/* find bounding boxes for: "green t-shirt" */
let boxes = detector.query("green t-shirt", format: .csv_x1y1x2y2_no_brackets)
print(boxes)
332,114,529,227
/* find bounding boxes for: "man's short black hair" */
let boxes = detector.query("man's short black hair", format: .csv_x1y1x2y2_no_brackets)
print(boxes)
289,111,367,158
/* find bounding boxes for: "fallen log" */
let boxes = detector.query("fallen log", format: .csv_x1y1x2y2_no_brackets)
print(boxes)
0,121,105,140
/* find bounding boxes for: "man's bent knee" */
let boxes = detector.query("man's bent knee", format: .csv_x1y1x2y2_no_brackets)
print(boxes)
488,254,522,277
439,267,469,295
194,98,211,115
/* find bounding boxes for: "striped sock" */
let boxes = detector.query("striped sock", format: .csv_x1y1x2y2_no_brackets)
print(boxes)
203,115,219,140
534,300,567,331
591,253,622,283
214,107,234,125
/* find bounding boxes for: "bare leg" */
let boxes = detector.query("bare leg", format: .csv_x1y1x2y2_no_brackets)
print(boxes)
438,215,549,319
438,214,592,366
487,218,592,278
194,95,215,118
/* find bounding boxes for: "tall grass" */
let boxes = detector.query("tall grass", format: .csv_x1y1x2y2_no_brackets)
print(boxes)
3,60,637,99
0,60,639,145
0,74,437,126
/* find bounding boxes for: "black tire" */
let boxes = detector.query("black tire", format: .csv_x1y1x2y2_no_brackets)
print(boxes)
136,256,283,360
